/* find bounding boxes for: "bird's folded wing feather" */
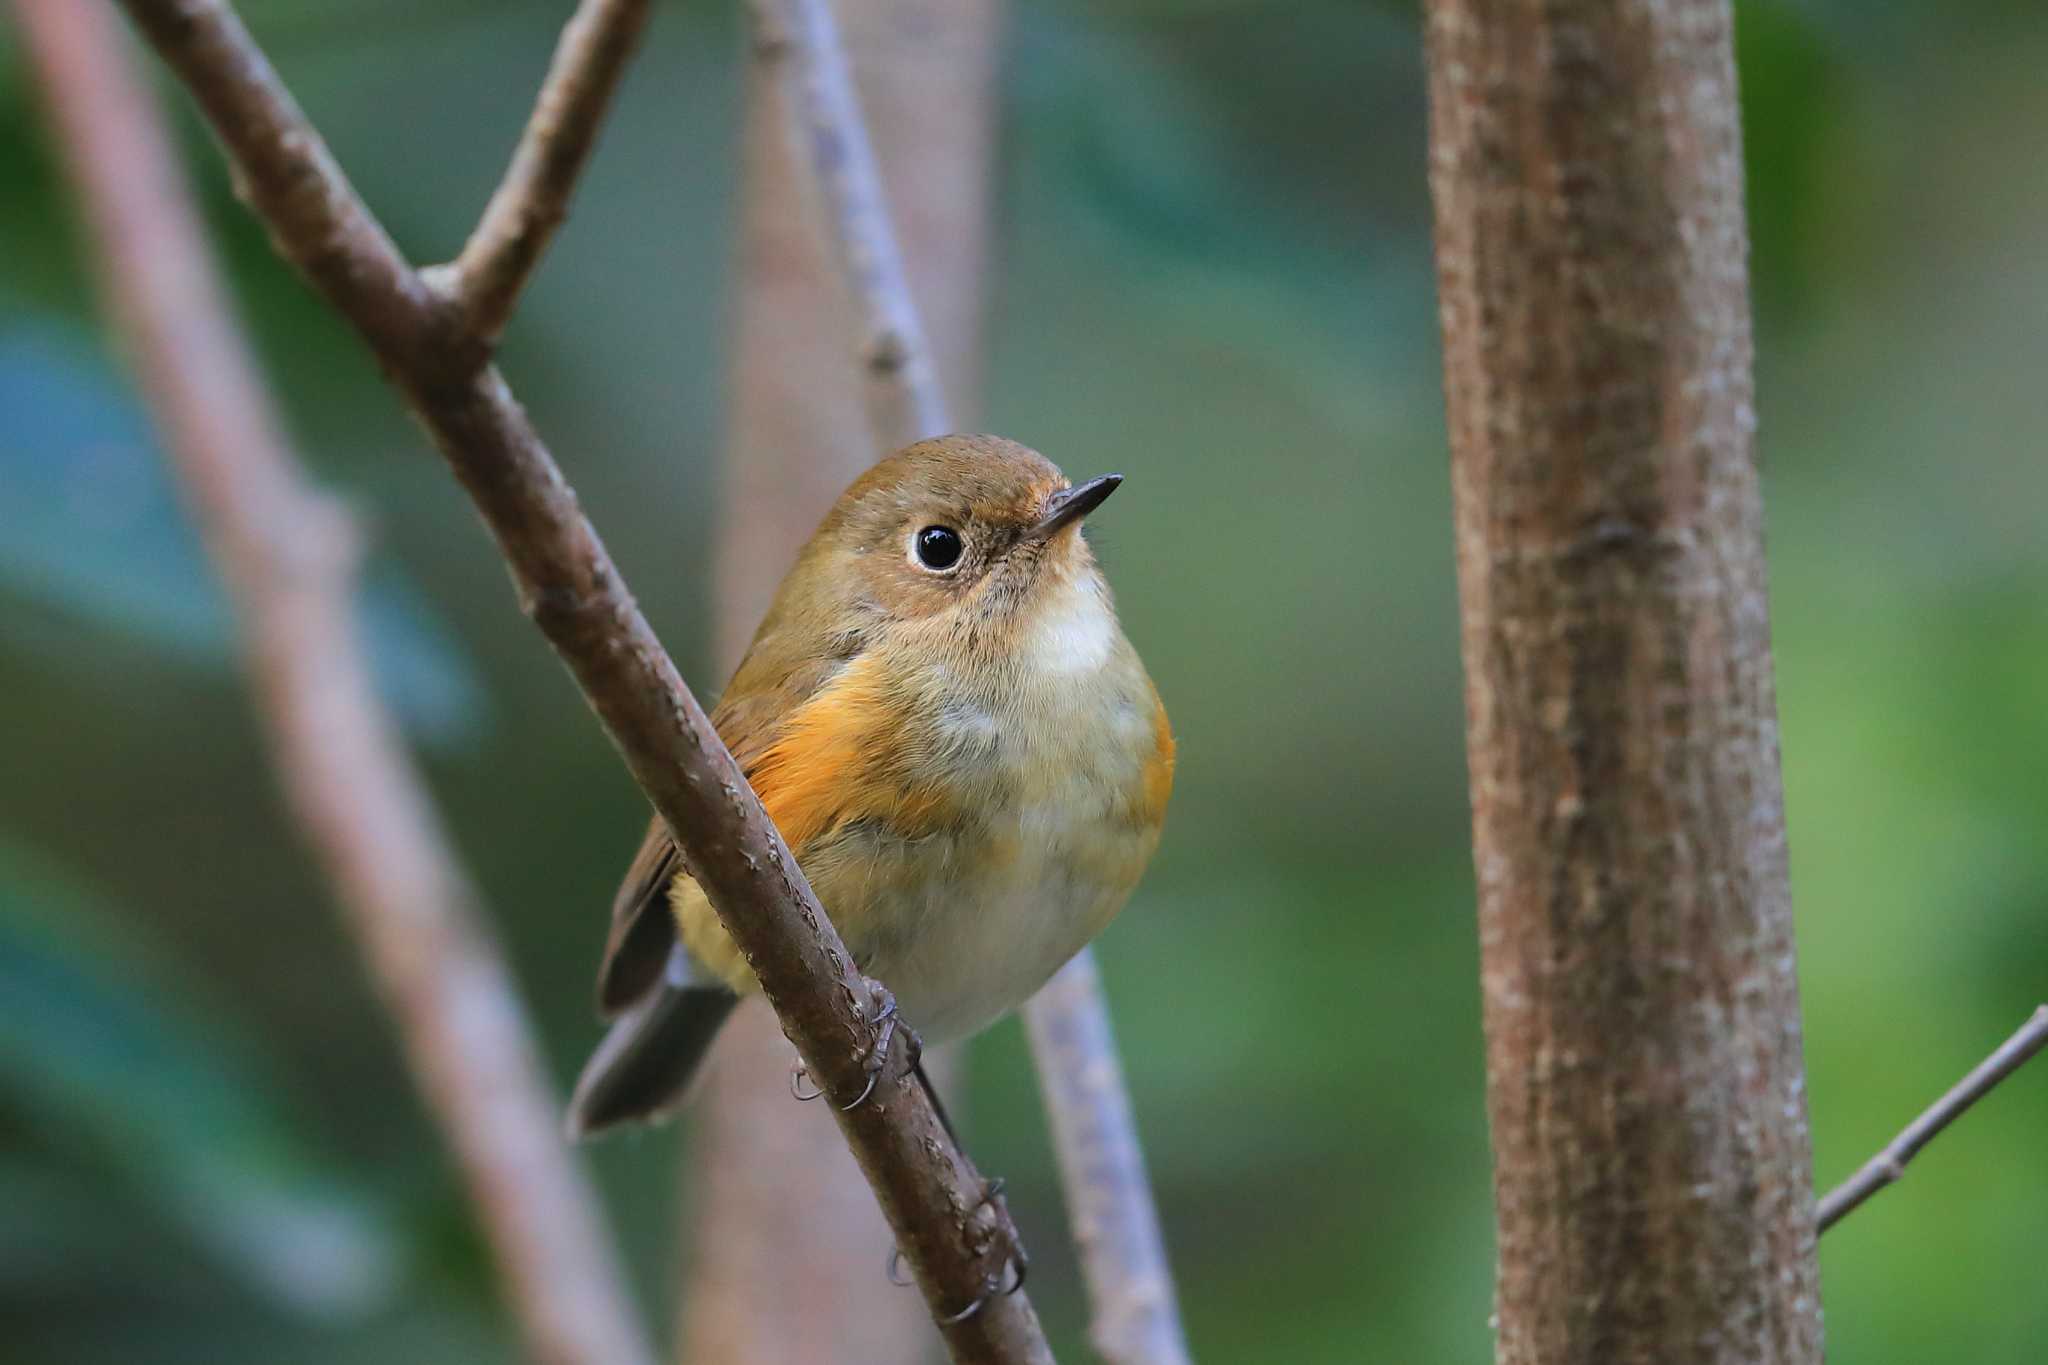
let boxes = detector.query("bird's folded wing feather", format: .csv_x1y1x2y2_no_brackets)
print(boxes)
592,637,871,1016
595,819,680,1015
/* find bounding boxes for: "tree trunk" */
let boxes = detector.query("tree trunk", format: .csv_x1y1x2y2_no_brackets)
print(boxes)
1422,3,1824,1362
679,2,1001,1360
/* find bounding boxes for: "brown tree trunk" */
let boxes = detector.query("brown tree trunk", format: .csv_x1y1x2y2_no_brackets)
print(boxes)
679,3,1001,1360
1422,3,1824,1362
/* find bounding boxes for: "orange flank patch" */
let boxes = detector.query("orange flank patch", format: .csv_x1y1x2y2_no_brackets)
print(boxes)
667,650,962,994
670,656,964,995
743,656,961,855
1138,690,1176,828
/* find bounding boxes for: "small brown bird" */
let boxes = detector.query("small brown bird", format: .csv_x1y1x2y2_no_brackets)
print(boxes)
569,435,1173,1135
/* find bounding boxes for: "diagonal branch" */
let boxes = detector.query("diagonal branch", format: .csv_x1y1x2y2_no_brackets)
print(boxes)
113,0,441,368
749,0,946,448
1816,1005,2048,1233
435,0,653,344
110,0,1052,1356
1025,955,1193,1365
753,2,1191,1358
9,5,655,1364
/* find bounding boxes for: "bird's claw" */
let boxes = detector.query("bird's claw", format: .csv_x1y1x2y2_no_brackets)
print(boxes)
887,1176,1029,1321
789,977,914,1111
845,977,912,1110
973,1177,1030,1299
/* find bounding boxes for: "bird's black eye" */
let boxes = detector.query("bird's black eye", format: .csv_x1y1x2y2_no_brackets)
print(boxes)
913,525,964,571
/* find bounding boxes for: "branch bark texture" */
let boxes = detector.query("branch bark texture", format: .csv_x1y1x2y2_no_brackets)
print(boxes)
11,5,654,1365
1424,2,1823,1361
682,4,999,1361
107,0,1051,1357
754,3,1191,1358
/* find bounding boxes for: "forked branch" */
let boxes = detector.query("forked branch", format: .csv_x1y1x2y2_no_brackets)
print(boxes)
108,0,1051,1357
11,4,653,1363
438,0,653,343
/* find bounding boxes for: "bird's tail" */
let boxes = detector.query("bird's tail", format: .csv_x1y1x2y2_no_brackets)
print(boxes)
566,947,737,1139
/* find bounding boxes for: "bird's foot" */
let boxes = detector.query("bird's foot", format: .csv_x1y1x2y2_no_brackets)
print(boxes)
788,976,917,1111
844,978,913,1110
969,1177,1030,1301
886,1177,1029,1322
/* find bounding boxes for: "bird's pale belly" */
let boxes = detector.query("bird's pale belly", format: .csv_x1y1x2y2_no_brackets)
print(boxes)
800,658,1165,1039
836,804,1154,1044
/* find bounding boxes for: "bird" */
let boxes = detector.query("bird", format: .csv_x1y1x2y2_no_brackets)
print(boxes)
567,434,1173,1137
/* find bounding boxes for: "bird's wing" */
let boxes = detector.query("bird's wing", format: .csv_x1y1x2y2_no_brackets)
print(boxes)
592,637,862,1016
595,648,962,1013
594,816,680,1015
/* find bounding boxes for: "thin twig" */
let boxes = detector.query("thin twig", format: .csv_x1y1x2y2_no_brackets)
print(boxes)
682,72,918,1364
1816,1005,2048,1233
9,5,656,1364
1025,955,1193,1365
682,2,999,1358
435,0,653,343
750,0,947,449
109,1,1051,1356
754,3,1191,1357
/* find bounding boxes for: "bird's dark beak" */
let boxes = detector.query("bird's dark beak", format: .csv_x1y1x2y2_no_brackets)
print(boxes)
1031,474,1122,541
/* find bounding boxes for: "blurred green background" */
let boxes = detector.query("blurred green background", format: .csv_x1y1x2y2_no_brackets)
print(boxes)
2,0,2045,1360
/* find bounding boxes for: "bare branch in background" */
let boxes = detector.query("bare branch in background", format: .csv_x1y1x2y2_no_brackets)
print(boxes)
683,2,1000,1360
1424,0,1824,1359
1025,954,1192,1365
753,2,1191,1357
749,0,946,448
108,0,1052,1356
9,5,655,1365
1817,1005,2048,1233
437,0,653,344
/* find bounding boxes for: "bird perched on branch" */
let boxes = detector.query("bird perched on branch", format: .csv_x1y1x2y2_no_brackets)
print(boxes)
568,434,1173,1135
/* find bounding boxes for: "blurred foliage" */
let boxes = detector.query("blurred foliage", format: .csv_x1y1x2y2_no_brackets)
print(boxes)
0,326,489,747
1,0,2043,1361
0,841,403,1340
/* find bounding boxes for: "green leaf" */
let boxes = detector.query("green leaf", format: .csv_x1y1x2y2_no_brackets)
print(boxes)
0,839,403,1318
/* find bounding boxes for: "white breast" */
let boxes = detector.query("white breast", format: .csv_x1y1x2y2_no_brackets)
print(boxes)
1028,575,1118,675
871,568,1160,1042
